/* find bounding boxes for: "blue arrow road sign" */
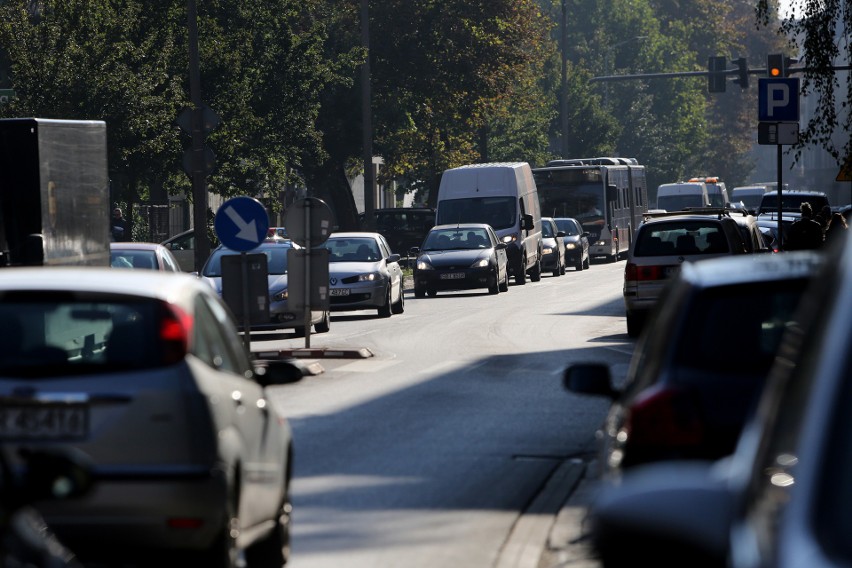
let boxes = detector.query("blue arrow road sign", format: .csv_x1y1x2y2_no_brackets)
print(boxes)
214,196,269,252
759,78,800,122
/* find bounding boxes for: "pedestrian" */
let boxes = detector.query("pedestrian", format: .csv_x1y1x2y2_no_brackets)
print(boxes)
785,202,823,250
825,212,849,245
111,207,130,242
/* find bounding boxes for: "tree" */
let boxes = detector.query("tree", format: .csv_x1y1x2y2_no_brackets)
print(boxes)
759,0,852,166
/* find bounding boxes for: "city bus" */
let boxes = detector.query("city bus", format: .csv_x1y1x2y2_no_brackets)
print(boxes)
532,157,648,261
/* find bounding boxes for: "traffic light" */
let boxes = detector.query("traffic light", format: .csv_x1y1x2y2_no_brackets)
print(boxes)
767,53,786,77
707,56,727,93
732,57,749,88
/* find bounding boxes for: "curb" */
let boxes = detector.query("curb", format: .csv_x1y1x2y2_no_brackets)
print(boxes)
255,347,374,360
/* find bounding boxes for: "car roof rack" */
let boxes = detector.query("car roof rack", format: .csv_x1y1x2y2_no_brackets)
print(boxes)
643,207,740,221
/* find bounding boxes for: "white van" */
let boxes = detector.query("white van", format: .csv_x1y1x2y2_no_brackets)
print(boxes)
655,182,710,211
731,185,771,212
436,162,542,284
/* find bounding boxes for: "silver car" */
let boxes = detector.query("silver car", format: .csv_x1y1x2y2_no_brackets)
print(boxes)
320,232,405,317
0,268,302,566
201,240,331,335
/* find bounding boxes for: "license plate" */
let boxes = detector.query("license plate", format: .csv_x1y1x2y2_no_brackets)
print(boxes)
0,405,88,440
664,266,680,277
330,288,350,296
440,272,465,280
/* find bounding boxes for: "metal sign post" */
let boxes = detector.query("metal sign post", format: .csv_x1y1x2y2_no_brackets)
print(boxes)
285,197,334,349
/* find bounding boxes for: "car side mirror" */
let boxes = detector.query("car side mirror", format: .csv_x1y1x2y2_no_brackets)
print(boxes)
495,242,508,250
522,214,534,231
387,253,401,264
409,247,420,256
252,358,306,386
556,231,566,238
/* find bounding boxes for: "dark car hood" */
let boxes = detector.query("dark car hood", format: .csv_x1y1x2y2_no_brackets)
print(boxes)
420,249,490,268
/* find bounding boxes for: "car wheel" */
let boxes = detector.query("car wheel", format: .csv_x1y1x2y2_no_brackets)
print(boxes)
244,485,291,567
488,270,500,294
552,260,561,278
378,287,392,318
529,257,542,282
626,311,642,338
292,326,306,338
391,281,405,314
583,254,590,269
427,288,438,297
499,268,509,292
514,257,527,285
560,257,567,275
314,311,330,333
575,256,583,271
196,490,239,568
414,286,426,299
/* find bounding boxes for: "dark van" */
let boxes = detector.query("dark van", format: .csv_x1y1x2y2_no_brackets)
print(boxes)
360,208,436,256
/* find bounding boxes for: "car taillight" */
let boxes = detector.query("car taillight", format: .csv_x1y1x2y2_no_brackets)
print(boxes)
623,385,704,462
625,263,666,281
160,303,192,365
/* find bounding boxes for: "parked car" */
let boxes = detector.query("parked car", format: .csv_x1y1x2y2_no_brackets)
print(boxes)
623,210,749,336
554,217,590,270
360,207,436,258
756,189,830,216
319,232,405,317
580,228,852,568
728,210,772,254
160,229,197,272
567,250,822,480
411,223,509,297
0,267,304,567
540,217,567,276
110,242,182,271
757,212,799,252
201,240,331,335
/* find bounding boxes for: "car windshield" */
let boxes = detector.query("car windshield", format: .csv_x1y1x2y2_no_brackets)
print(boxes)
321,238,381,262
554,219,580,236
111,249,157,269
436,197,516,230
634,221,731,256
0,296,165,378
422,229,490,250
542,222,555,238
202,246,290,276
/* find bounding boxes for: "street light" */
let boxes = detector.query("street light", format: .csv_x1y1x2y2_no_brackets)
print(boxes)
603,35,648,106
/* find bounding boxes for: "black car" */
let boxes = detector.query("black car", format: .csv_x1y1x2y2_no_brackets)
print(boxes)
412,223,509,297
553,217,590,270
565,251,822,480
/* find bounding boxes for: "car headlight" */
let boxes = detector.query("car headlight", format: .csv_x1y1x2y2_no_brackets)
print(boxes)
565,243,576,250
272,289,287,302
471,258,489,268
502,233,518,244
358,272,380,282
542,246,554,255
416,259,434,270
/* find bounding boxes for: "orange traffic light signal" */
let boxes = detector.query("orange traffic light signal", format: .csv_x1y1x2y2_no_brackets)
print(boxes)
768,53,786,77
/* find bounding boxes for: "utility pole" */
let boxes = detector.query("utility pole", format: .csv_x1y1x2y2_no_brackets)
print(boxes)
560,0,569,158
361,0,375,230
187,0,210,271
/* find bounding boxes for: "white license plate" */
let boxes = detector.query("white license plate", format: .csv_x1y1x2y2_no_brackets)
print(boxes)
330,288,350,296
440,272,465,280
664,266,680,277
0,405,88,440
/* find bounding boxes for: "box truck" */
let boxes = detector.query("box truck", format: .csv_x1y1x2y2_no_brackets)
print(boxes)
0,118,110,267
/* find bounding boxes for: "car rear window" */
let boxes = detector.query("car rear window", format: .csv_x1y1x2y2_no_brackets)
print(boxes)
673,280,809,376
111,249,158,269
635,221,730,256
203,246,290,276
0,292,170,378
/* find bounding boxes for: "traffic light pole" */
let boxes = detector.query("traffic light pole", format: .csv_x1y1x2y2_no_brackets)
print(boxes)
777,145,784,251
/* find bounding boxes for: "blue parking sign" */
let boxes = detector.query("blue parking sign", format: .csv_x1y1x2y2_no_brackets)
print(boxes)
759,78,800,122
214,196,269,252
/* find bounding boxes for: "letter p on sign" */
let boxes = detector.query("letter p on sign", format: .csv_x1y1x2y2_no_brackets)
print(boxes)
758,78,799,123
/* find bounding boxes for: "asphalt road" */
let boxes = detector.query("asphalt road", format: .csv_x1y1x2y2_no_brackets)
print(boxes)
253,257,631,568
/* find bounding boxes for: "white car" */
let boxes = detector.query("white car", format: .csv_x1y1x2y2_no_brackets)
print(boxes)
319,232,405,317
0,267,302,567
109,241,182,271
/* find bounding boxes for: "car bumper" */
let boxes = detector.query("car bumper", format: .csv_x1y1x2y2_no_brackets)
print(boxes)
414,266,496,291
540,251,559,270
328,280,389,310
41,467,229,552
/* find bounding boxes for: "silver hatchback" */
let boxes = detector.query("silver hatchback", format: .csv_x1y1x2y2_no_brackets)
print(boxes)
0,268,302,566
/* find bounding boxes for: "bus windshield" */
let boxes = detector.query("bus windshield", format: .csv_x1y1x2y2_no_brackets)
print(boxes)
436,197,516,230
539,183,605,222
